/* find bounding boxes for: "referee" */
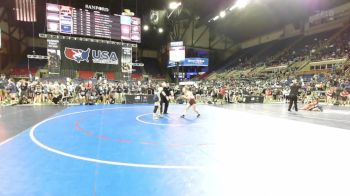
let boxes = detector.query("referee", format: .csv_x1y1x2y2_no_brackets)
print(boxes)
160,82,170,114
288,79,301,112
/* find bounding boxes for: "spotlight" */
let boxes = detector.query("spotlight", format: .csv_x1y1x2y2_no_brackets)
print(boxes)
143,25,149,31
230,0,250,11
158,28,164,33
169,2,182,10
220,11,226,18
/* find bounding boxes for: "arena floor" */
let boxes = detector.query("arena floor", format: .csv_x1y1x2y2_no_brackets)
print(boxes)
0,103,350,196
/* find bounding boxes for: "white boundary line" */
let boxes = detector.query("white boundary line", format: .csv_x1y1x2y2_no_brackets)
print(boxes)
0,107,66,147
0,133,24,146
29,106,209,170
136,113,204,126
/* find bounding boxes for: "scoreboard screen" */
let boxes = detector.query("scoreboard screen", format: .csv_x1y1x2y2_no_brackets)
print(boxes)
46,3,141,43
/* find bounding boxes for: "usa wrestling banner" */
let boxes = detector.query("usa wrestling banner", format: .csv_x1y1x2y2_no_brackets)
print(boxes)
60,39,124,72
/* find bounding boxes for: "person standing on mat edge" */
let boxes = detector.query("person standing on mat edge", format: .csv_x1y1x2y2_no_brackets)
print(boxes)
160,82,170,115
153,86,162,120
181,86,200,118
288,79,302,112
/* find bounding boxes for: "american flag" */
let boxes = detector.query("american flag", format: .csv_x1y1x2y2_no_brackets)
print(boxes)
15,0,37,22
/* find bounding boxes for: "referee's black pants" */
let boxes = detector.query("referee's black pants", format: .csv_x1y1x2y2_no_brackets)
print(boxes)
160,99,169,114
288,95,298,111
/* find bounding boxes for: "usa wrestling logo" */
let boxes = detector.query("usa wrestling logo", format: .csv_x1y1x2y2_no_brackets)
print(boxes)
64,47,90,63
64,47,119,65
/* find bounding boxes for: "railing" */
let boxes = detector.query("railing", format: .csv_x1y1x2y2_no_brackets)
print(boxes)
297,69,332,75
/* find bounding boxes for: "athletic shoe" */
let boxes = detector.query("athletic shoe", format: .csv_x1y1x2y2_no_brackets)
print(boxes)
153,114,158,119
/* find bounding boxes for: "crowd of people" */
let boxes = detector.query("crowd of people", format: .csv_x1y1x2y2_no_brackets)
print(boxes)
198,72,349,107
0,71,349,110
197,28,350,110
0,74,164,105
1,30,350,109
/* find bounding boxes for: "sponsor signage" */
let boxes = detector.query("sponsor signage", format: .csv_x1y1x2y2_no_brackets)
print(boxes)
60,39,126,72
47,39,60,49
132,63,144,67
170,41,183,47
59,6,73,34
85,4,109,12
183,58,208,67
168,58,209,67
27,55,48,59
64,47,119,65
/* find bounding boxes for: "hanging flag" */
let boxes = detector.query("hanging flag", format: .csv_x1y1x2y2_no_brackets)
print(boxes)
15,0,37,22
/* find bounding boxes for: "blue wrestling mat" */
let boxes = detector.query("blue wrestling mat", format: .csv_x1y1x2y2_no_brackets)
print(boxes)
0,104,220,196
1,104,350,196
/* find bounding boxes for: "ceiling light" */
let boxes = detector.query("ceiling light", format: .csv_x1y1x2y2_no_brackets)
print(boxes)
158,28,164,33
143,25,149,31
230,0,250,11
169,2,182,10
220,11,226,18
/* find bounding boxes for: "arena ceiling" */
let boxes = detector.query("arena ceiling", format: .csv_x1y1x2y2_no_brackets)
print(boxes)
59,0,350,43
1,0,349,48
187,0,350,41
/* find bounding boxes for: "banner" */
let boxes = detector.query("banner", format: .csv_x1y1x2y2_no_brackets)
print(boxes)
121,47,132,73
132,63,144,67
47,39,61,75
242,96,264,104
60,39,123,72
125,95,154,104
168,58,209,67
183,58,208,67
149,10,166,26
59,6,73,34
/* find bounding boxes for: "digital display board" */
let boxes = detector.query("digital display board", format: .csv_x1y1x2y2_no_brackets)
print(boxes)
46,3,141,43
169,46,186,62
183,58,209,67
168,58,209,68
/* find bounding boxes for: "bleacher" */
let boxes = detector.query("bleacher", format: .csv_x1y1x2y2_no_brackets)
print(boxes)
208,26,350,80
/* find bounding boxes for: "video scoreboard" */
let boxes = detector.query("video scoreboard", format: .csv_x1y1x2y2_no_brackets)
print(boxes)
46,3,141,43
